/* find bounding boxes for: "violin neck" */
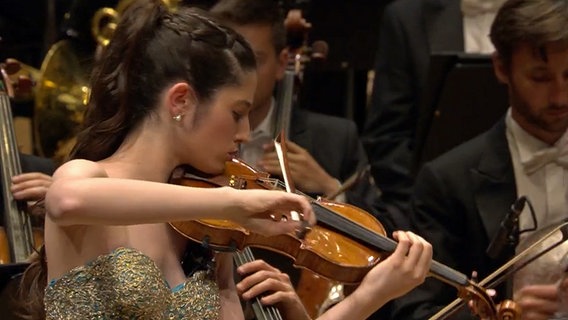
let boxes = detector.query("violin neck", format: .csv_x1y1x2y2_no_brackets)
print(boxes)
312,203,470,288
233,247,284,320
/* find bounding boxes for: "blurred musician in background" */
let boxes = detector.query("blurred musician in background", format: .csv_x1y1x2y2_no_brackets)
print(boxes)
389,0,568,318
210,0,384,290
362,0,505,231
210,0,379,214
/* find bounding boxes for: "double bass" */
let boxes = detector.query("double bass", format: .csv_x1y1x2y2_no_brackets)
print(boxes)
0,58,40,265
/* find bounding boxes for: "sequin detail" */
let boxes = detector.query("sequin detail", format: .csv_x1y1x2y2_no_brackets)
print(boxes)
44,247,220,319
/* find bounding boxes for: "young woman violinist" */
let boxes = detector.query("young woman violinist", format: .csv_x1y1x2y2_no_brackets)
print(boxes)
19,1,432,319
21,1,314,319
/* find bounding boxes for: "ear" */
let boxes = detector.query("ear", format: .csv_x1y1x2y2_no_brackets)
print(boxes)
492,52,509,85
275,48,289,81
165,82,198,120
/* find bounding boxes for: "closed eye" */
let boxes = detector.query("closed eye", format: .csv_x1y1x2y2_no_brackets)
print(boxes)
232,111,244,121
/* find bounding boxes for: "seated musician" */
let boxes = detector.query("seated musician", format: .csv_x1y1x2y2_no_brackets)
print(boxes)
390,0,568,319
209,0,386,299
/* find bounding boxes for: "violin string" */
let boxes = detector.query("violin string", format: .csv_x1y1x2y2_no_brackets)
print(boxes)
310,202,468,287
264,176,468,286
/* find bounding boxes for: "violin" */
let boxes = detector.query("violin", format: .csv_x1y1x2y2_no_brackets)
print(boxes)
168,158,517,320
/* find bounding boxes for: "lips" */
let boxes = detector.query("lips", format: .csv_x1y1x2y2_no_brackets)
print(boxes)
547,107,568,118
227,150,239,160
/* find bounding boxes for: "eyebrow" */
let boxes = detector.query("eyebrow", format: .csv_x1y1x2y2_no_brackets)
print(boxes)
233,100,253,109
529,66,550,72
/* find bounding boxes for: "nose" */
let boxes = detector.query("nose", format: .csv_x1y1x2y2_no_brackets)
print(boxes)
550,78,568,107
235,116,251,143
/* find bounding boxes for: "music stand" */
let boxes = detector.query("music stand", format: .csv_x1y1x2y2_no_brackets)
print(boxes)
413,52,509,173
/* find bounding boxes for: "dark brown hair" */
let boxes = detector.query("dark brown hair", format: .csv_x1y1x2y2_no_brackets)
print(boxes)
210,0,287,55
18,0,256,318
490,0,568,68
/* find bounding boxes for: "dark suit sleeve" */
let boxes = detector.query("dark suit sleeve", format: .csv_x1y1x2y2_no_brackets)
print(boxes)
20,154,57,175
362,3,418,222
340,121,390,226
390,163,476,319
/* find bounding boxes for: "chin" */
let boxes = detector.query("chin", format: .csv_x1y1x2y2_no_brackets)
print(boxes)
201,160,226,176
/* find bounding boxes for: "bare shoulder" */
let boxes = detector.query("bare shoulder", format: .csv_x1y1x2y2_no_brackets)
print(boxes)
52,159,109,180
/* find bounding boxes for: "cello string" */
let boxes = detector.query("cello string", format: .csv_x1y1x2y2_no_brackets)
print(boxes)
243,247,284,320
234,247,283,320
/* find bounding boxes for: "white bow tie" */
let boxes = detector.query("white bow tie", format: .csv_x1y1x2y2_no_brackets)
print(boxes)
521,146,568,174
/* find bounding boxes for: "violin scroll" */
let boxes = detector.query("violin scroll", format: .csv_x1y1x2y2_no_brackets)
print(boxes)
458,282,521,320
458,281,498,319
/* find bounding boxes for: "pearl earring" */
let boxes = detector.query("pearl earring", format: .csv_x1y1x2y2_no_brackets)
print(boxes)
173,114,182,122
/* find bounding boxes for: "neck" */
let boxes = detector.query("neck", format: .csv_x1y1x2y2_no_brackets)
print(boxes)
101,122,177,182
249,100,272,131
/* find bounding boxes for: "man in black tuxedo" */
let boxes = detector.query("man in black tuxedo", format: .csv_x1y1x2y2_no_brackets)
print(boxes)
210,0,379,223
390,0,568,318
362,0,504,230
210,0,382,304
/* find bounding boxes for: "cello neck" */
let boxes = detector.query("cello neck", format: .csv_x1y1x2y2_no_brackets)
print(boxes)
0,61,35,263
233,247,284,320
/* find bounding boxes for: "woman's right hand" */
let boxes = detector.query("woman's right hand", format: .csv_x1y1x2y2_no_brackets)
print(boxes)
227,188,315,237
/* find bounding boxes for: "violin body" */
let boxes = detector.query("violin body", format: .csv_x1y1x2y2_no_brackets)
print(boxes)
169,159,386,284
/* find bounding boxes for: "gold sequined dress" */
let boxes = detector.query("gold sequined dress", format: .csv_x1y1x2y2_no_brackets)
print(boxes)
44,247,221,319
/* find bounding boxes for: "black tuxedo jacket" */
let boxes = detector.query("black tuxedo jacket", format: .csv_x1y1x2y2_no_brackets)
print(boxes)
289,108,380,215
390,120,517,319
363,0,464,229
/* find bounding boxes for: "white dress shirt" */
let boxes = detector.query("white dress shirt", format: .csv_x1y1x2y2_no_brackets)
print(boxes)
240,100,276,168
239,100,346,201
461,0,505,53
506,109,568,297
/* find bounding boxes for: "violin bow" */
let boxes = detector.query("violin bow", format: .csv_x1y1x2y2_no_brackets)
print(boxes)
326,165,371,201
273,129,304,223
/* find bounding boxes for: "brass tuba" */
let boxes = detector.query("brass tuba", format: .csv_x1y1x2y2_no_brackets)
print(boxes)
34,0,181,163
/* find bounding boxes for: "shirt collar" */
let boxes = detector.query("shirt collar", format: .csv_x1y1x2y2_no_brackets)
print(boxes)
506,108,568,164
251,98,275,139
